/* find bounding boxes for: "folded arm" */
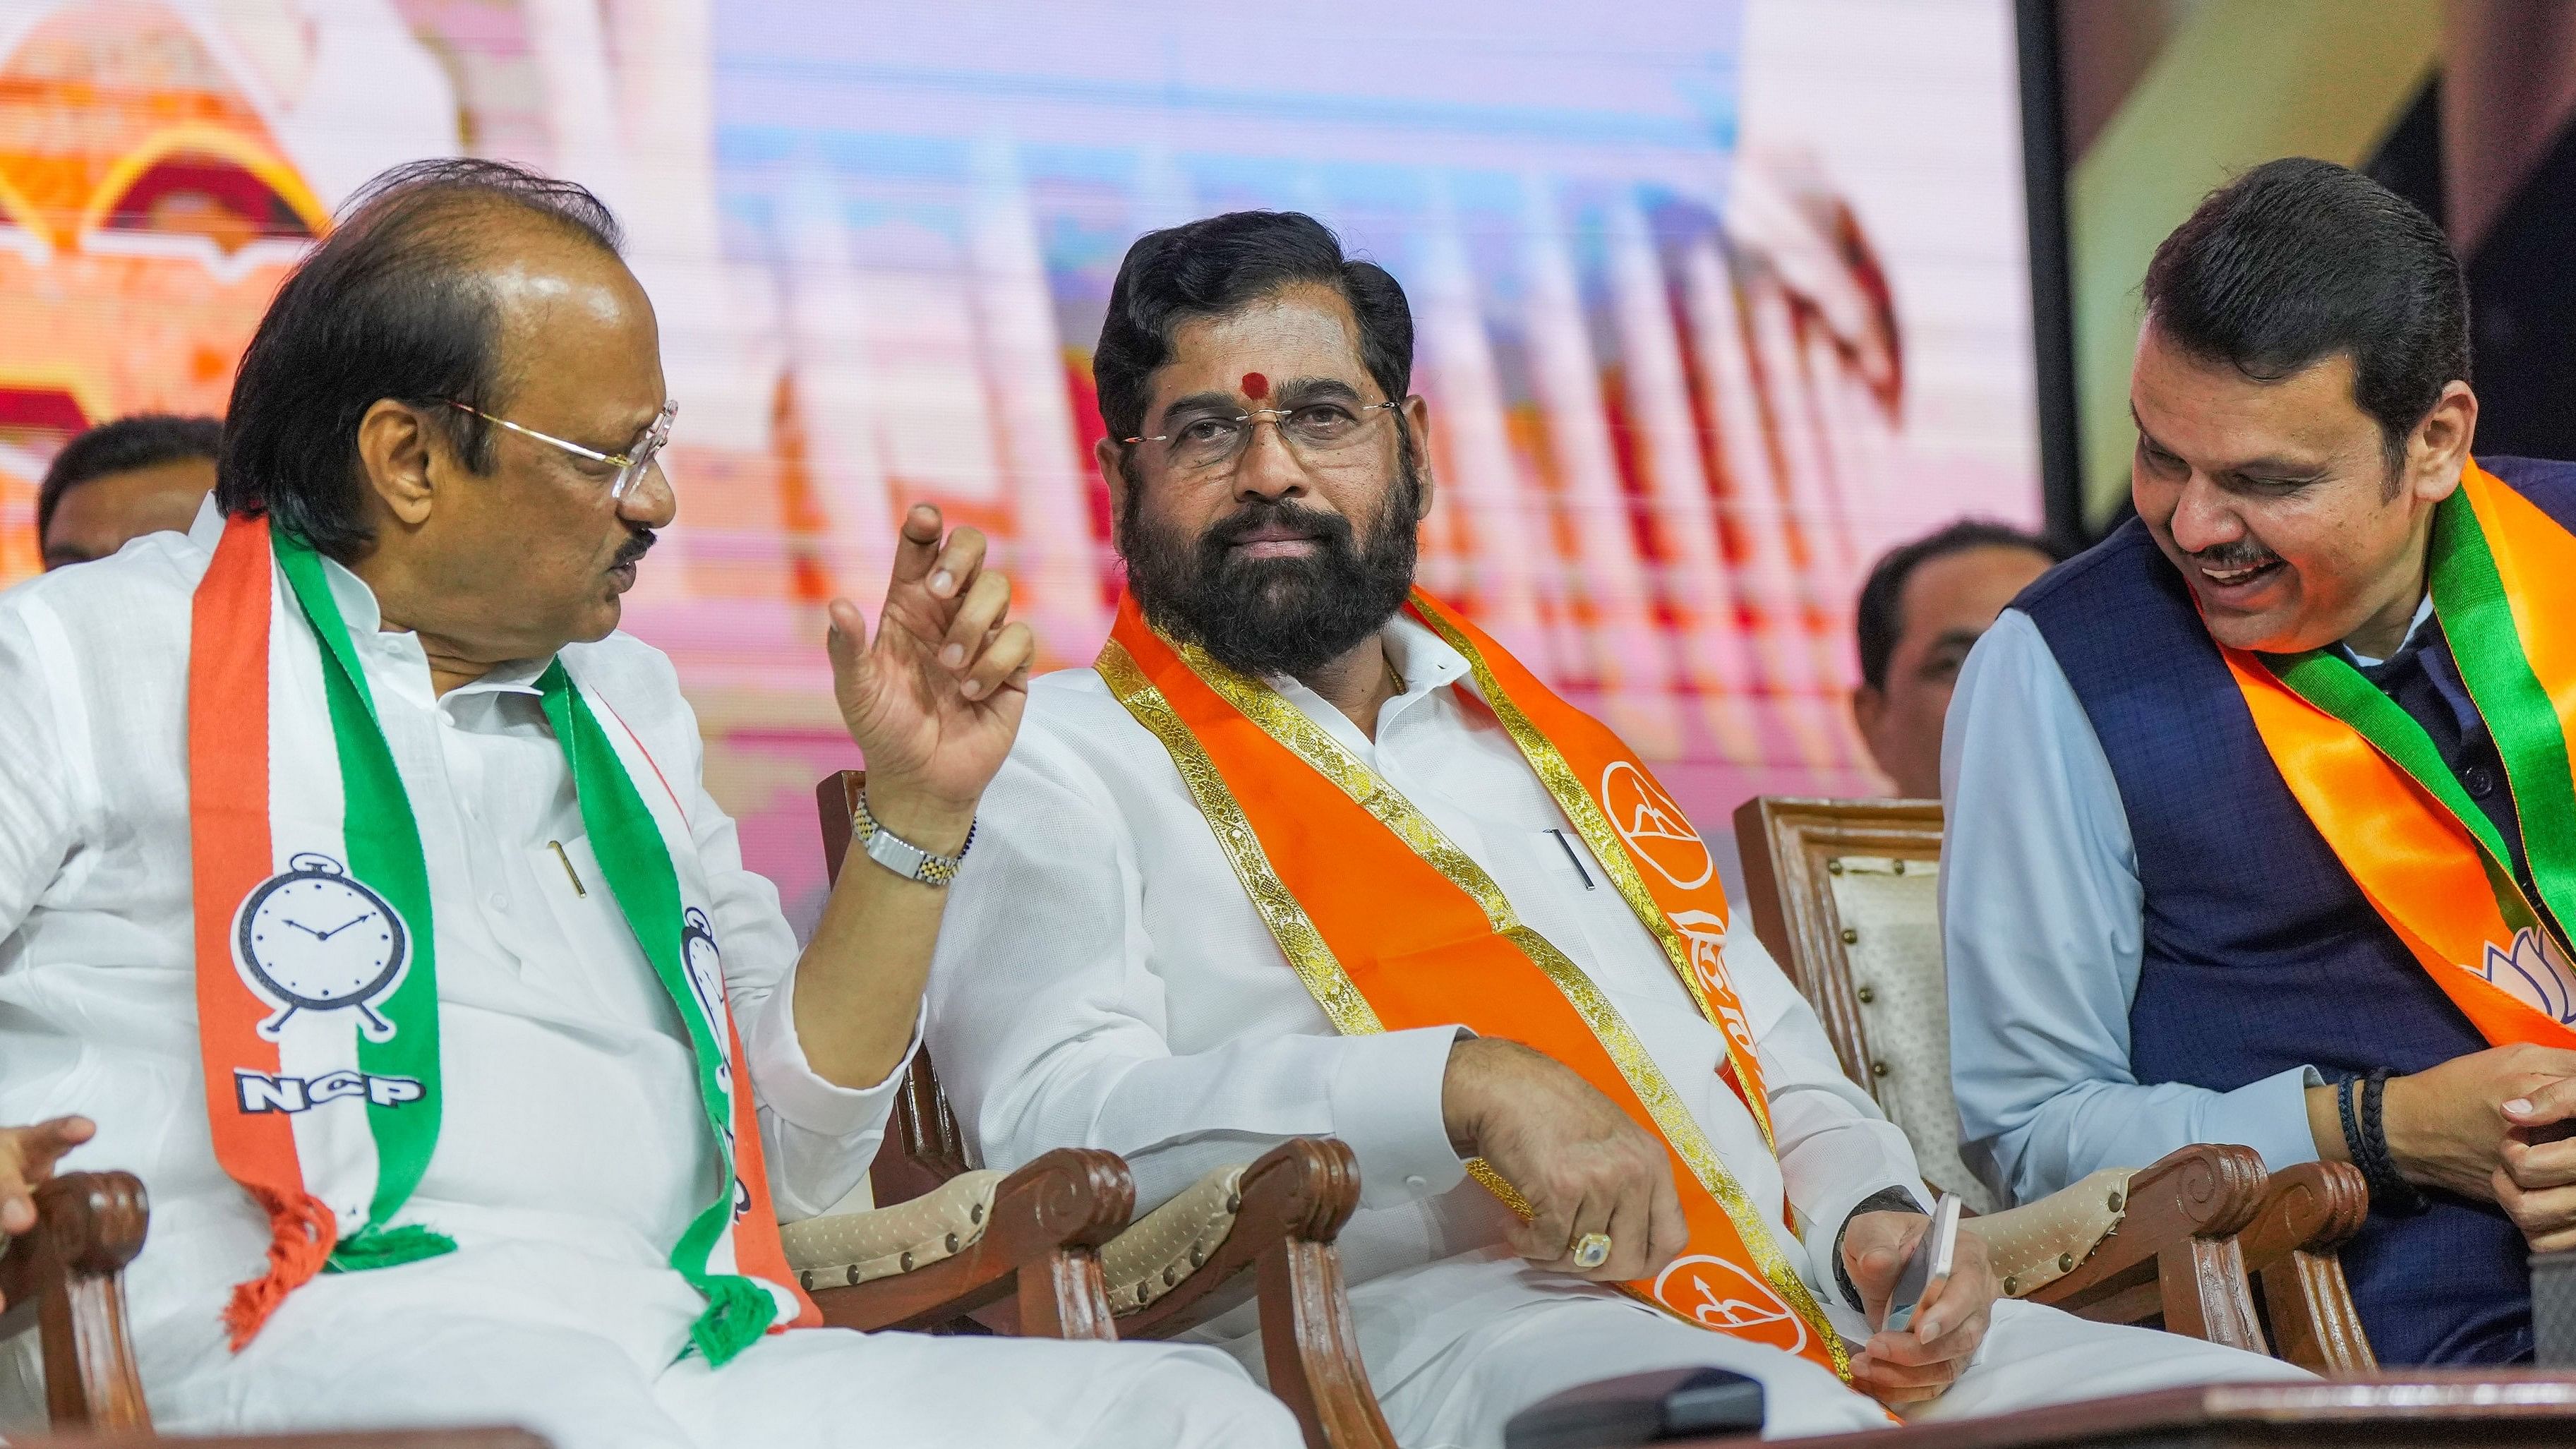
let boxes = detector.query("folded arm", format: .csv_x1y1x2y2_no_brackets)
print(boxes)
1941,611,2319,1206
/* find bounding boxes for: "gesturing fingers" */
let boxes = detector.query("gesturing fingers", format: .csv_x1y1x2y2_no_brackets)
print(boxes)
963,622,1037,703
937,570,1011,675
1,1116,95,1237
886,503,944,586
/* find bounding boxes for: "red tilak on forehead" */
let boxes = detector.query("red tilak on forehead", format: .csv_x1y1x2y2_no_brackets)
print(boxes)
1240,371,1269,400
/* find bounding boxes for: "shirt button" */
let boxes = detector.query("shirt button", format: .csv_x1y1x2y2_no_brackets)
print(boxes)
2465,764,2498,799
488,891,510,910
1405,1175,1428,1192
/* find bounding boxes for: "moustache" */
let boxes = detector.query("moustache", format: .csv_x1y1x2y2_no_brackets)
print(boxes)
2187,539,2278,570
1200,501,1354,558
613,529,658,568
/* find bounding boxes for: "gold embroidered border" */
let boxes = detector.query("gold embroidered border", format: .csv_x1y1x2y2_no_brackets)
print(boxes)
1098,642,1385,1039
1410,599,1779,1148
1166,632,1846,1378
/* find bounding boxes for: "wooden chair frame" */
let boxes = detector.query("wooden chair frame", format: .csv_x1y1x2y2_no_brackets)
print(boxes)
819,771,1396,1449
0,1170,152,1431
1731,795,2375,1366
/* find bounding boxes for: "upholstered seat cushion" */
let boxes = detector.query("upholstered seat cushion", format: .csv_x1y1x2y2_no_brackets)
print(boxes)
781,1170,1005,1290
1963,1167,2136,1298
1100,1165,1247,1315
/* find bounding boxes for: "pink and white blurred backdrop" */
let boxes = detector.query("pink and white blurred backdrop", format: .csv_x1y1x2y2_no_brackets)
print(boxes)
0,0,2040,925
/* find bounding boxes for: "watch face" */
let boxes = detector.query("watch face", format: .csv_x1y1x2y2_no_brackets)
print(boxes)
236,855,407,1040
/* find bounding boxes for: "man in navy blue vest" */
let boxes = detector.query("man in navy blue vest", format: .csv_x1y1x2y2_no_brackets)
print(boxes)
1942,157,2576,1366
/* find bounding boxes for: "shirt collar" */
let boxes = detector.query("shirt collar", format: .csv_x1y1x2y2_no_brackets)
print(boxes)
2340,591,2438,671
1263,608,1471,747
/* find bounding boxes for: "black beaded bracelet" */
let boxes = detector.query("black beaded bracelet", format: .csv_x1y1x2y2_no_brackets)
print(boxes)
2357,1069,2430,1215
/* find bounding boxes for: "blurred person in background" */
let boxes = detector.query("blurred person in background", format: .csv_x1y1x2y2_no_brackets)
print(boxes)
1851,522,2064,798
38,415,222,570
1946,158,2576,1366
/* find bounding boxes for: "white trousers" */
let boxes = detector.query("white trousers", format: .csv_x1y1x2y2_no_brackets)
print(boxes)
133,1239,1301,1449
1362,1289,2313,1444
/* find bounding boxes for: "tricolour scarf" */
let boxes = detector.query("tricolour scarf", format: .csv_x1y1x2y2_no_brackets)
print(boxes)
1101,589,1848,1381
188,513,817,1357
2224,459,2576,1049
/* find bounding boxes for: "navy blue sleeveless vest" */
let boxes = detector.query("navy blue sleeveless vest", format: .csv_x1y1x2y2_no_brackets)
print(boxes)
2016,455,2576,1366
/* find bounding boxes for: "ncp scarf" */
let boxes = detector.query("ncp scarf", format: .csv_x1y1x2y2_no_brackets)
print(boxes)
188,513,817,1356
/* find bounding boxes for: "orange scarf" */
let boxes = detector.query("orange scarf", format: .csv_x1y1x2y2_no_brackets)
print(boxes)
2224,460,2576,1049
1102,589,1847,1378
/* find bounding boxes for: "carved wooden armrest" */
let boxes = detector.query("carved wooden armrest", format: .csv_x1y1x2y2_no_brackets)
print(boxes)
1111,1138,1395,1449
0,1170,152,1431
2234,1160,2376,1373
792,1147,1131,1340
2013,1143,2270,1352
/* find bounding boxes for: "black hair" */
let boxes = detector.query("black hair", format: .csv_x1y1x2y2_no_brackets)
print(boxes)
1855,519,2066,691
1093,210,1413,445
216,157,625,558
38,414,223,541
2143,157,2468,474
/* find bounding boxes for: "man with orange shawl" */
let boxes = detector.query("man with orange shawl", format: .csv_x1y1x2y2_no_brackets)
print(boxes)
1946,158,2576,1367
925,210,2302,1442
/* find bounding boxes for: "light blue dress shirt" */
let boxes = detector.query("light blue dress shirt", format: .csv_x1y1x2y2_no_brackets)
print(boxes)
1937,608,2333,1206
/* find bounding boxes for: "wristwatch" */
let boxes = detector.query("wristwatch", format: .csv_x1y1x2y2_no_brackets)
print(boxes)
850,790,976,887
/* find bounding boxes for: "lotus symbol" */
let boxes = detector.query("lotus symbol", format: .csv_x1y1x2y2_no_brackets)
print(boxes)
2475,927,2576,1026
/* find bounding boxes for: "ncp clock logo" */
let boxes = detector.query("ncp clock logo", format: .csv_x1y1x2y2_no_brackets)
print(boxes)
233,853,411,1041
1600,762,1713,890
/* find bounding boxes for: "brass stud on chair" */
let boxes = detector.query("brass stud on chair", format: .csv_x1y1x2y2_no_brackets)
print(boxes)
970,1202,985,1225
901,1250,915,1272
2058,1252,2075,1273
1870,1060,1889,1078
2107,1191,2124,1213
1137,1282,1152,1306
945,1232,961,1253
800,1269,815,1289
1189,1245,1205,1268
1855,985,1876,1004
1891,859,1907,875
1163,1266,1178,1287
1841,927,1859,944
2003,1275,2020,1295
845,1265,860,1285
1827,859,1845,874
1226,1192,1244,1214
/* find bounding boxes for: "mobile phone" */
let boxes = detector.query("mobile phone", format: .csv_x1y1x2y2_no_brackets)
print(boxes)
1879,1192,1962,1334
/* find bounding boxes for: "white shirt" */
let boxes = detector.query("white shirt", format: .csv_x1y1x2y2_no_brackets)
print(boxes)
0,505,903,1366
1938,601,2430,1206
926,612,1922,1371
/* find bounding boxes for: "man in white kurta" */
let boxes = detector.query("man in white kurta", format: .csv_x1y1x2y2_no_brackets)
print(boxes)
924,209,2311,1445
0,508,1292,1449
0,160,1298,1449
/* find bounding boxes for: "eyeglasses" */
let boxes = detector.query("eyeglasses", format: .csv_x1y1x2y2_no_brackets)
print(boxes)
445,398,678,499
1123,399,1401,477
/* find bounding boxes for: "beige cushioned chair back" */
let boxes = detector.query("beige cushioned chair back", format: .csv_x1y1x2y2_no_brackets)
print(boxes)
1823,855,1997,1215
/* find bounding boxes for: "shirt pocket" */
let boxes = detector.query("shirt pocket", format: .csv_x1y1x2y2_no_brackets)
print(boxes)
525,834,685,1040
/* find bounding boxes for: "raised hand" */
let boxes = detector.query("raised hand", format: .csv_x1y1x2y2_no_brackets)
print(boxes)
825,505,1039,843
1,1115,95,1306
1842,1209,1998,1408
1440,1038,1690,1283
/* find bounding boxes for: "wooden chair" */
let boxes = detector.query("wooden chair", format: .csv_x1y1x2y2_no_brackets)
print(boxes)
1732,795,2376,1371
0,1169,151,1432
812,770,1395,1449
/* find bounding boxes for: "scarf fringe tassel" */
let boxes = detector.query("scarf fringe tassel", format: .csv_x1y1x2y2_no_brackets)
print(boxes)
222,1190,337,1349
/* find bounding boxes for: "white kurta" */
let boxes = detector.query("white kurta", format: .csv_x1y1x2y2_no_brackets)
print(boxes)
0,506,1296,1449
927,613,2311,1443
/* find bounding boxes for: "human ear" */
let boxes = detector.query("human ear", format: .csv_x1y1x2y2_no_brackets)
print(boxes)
1401,394,1436,519
1095,435,1131,520
355,399,439,527
2409,380,2479,503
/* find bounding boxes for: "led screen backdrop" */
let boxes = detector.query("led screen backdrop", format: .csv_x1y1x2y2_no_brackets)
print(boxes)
0,0,2039,925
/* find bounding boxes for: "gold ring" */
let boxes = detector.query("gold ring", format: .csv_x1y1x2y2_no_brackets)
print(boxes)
1570,1232,1613,1270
